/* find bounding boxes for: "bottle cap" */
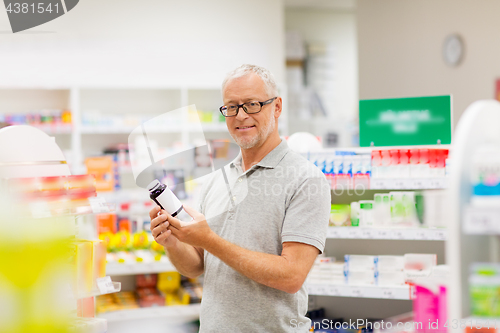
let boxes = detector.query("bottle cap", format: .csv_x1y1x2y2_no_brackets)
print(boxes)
147,179,161,192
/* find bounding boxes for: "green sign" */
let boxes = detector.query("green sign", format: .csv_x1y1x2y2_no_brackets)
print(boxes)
359,95,452,147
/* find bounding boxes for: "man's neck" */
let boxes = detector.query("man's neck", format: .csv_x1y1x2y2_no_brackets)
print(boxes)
241,133,281,172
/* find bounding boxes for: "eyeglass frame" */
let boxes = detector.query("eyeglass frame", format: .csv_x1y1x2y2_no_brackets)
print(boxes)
219,97,278,117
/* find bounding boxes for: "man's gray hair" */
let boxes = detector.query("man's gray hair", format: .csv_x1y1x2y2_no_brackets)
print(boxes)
222,64,279,98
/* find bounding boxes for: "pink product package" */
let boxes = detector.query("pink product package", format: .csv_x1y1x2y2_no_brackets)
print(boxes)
413,285,447,333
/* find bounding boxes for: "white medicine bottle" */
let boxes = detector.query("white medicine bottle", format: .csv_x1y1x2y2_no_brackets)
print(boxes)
147,179,193,223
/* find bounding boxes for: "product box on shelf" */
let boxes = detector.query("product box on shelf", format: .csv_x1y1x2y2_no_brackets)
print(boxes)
404,253,437,282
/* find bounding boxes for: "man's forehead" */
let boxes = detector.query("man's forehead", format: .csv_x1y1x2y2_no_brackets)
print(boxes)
223,73,266,98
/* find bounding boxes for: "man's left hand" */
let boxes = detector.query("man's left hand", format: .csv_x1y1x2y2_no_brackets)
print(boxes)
168,205,216,249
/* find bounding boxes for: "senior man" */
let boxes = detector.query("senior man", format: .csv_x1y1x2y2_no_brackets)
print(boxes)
150,64,331,332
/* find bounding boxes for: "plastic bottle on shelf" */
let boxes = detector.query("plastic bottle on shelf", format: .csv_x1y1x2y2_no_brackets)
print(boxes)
374,193,391,226
390,149,400,178
419,149,430,178
350,201,360,227
371,150,382,178
359,200,375,227
409,149,420,178
361,154,372,176
380,150,391,179
399,149,410,178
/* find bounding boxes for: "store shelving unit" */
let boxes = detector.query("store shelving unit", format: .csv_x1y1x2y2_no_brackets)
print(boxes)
447,100,500,333
307,284,412,300
0,125,121,333
107,261,176,276
370,177,448,190
0,87,236,175
312,178,449,320
77,281,122,299
98,304,201,323
326,227,447,241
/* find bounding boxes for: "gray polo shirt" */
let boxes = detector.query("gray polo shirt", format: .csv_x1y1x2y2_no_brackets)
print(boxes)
197,139,331,333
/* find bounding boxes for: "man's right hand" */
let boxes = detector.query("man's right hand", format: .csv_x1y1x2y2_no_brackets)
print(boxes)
150,206,178,248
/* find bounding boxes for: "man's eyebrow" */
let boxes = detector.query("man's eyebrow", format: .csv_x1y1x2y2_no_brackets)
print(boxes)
224,97,262,104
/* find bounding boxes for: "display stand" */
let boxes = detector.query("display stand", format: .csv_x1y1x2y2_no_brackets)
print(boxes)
447,100,500,333
0,125,120,333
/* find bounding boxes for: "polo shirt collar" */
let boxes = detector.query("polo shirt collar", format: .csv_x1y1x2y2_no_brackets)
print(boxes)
229,139,290,170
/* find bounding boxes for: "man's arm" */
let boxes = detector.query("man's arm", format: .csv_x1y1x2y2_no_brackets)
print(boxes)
168,206,319,294
149,206,204,278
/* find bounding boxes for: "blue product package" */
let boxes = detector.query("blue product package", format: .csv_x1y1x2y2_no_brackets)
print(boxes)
333,156,344,175
344,156,353,176
325,155,335,175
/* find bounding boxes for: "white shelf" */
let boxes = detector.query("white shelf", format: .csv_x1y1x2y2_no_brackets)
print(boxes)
107,261,176,276
33,124,73,135
463,206,500,235
306,283,412,300
76,281,121,299
98,304,201,323
80,123,227,134
326,227,447,240
370,177,448,190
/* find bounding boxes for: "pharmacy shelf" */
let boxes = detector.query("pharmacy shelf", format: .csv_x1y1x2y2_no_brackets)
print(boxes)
22,196,113,219
107,261,176,276
326,227,447,241
306,283,412,300
76,282,121,300
98,304,201,323
370,177,448,190
80,123,227,134
33,124,73,135
69,318,107,333
463,206,500,235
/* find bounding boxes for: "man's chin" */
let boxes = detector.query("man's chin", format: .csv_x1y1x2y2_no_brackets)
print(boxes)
233,136,259,150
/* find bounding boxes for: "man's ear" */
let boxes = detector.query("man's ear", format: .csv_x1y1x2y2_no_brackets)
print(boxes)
274,97,283,118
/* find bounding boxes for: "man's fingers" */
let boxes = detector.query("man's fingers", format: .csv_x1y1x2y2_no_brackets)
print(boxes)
150,211,168,229
149,206,161,221
168,214,182,229
151,220,169,238
156,229,172,243
169,226,179,237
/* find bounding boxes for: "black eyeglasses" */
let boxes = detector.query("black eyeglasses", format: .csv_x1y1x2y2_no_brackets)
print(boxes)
219,97,277,117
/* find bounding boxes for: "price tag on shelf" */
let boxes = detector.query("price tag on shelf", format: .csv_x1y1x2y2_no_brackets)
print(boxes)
376,229,390,239
327,286,341,296
361,229,375,239
415,229,429,240
411,179,422,189
434,230,447,240
393,179,405,189
371,179,386,189
89,197,109,214
348,228,361,238
316,286,327,295
391,230,405,240
429,179,445,189
350,287,364,298
96,276,115,294
327,228,341,238
381,288,395,299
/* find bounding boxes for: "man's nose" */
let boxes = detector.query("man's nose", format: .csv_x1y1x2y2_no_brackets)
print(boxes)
235,106,249,121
